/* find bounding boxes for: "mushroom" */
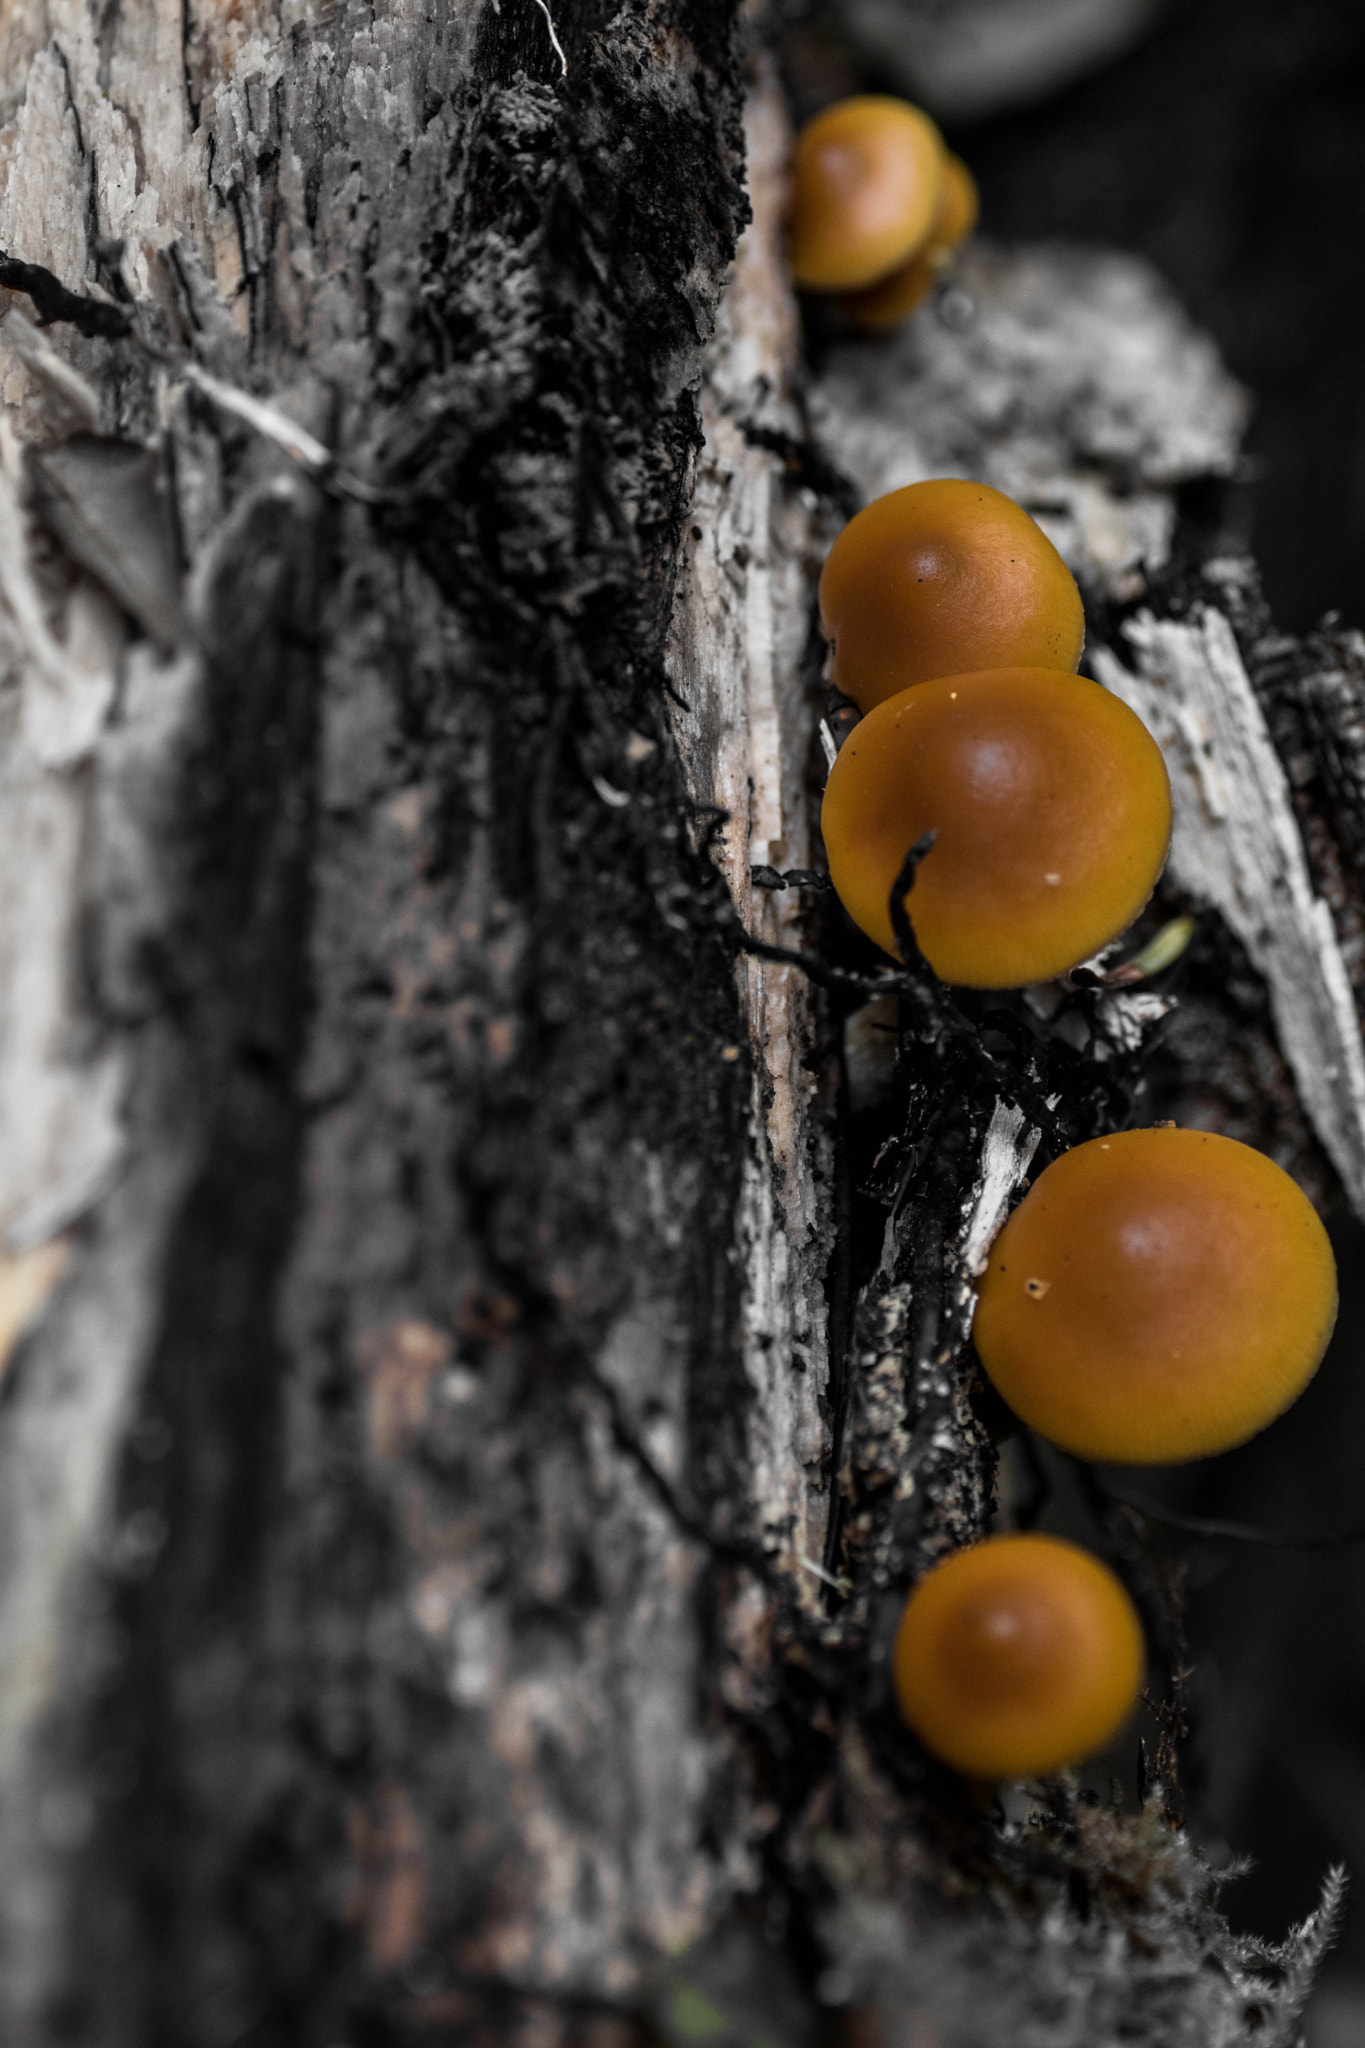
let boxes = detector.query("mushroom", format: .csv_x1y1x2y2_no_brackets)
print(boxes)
789,97,946,293
840,154,979,331
820,667,1171,985
973,1127,1339,1463
893,1533,1144,1780
819,479,1085,713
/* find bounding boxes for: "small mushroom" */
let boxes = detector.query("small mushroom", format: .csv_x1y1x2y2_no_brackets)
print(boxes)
892,1533,1144,1781
973,1127,1339,1463
840,154,979,331
819,478,1085,713
789,97,946,293
819,668,1171,985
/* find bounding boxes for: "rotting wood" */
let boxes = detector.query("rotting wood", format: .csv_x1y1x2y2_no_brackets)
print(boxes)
0,3,774,2039
668,62,835,1602
0,10,1352,2045
710,170,1357,2048
810,238,1365,1207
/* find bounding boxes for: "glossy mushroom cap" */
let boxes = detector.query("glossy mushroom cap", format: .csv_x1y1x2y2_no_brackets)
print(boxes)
893,1534,1144,1781
819,479,1084,712
974,1128,1339,1464
841,154,979,331
820,668,1171,985
790,97,946,292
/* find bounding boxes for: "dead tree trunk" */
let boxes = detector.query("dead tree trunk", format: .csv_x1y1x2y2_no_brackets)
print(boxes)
0,3,763,2039
0,6,1355,2045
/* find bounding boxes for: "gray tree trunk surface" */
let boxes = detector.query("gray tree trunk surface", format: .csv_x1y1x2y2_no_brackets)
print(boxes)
0,4,1354,2043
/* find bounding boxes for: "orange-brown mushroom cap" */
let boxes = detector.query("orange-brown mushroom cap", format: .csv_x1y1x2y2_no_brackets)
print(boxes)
819,479,1084,712
892,1534,1144,1781
820,668,1171,986
973,1127,1339,1464
790,97,946,292
928,151,978,249
841,154,979,331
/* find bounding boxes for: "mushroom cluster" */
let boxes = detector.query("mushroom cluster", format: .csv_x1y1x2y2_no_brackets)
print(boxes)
818,479,1171,989
788,109,1339,1787
790,96,978,328
894,1133,1336,1781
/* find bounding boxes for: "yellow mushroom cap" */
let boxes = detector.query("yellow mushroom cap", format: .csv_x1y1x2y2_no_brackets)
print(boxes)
819,479,1084,712
930,152,979,250
893,1533,1144,1781
841,154,979,332
790,97,946,292
973,1127,1339,1464
820,668,1171,986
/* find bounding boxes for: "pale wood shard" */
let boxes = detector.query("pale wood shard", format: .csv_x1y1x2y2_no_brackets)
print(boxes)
1094,602,1365,1217
0,1236,69,1383
668,65,835,1593
956,1099,1041,1290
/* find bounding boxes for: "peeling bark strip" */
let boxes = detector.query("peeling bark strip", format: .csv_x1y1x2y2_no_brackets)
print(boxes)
1094,603,1365,1217
667,68,834,1598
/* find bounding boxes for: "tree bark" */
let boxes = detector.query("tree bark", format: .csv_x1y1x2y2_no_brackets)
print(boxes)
0,3,760,2039
0,6,1356,2046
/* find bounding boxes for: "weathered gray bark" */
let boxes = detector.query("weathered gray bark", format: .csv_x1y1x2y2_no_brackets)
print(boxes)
0,6,1355,2046
0,3,762,2040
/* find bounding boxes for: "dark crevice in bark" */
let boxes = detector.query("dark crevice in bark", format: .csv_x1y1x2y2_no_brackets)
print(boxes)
71,483,328,2045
